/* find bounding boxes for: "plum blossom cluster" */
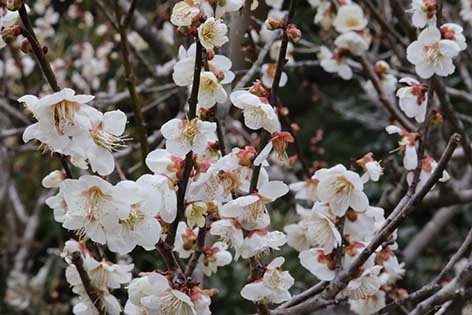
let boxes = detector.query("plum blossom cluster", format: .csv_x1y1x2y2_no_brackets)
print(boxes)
21,88,128,176
315,1,371,80
288,162,405,314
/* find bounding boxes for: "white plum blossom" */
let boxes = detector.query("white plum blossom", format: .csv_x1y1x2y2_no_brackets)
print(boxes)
364,61,397,100
202,241,232,276
20,88,95,162
105,179,163,254
0,9,19,49
125,272,198,315
284,223,312,251
386,126,419,171
239,230,286,259
173,44,235,87
230,90,281,133
261,63,288,88
345,265,383,300
174,221,198,259
215,0,244,18
299,248,336,281
170,0,200,27
210,218,245,252
198,17,229,50
309,0,334,29
220,181,288,230
299,202,341,253
241,257,294,304
333,3,367,33
406,26,461,79
59,175,130,244
396,77,428,123
72,108,128,176
409,0,437,28
334,31,369,56
289,177,319,202
270,40,294,63
461,0,472,24
440,23,467,51
145,148,184,181
161,118,217,156
315,164,369,216
318,46,353,80
357,153,383,183
349,290,386,315
406,156,450,188
198,71,228,107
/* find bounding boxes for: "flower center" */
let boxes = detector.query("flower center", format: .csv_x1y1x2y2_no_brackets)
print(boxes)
53,100,80,134
345,17,360,28
91,123,127,152
84,186,111,218
424,43,441,64
182,119,200,145
334,176,354,195
119,204,145,230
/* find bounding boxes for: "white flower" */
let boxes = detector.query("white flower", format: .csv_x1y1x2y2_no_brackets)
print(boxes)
386,126,419,170
349,290,386,315
220,181,288,230
60,175,129,244
333,3,367,33
406,156,449,188
300,202,341,253
174,221,198,259
230,90,281,133
241,257,294,304
270,40,294,63
104,179,162,254
396,77,428,123
210,218,244,252
136,174,177,223
173,44,235,87
161,118,217,156
81,256,133,290
261,63,288,88
319,46,353,80
345,265,383,300
72,108,127,176
407,26,461,79
299,248,336,281
145,148,184,181
289,177,319,202
377,248,405,283
334,31,369,56
198,71,228,108
315,164,369,216
171,0,200,27
202,241,232,276
21,88,95,157
344,208,378,242
310,0,334,29
215,0,244,18
239,230,286,259
440,23,467,51
125,272,197,315
185,201,209,228
42,170,65,188
0,9,19,49
198,17,229,49
409,0,437,28
284,223,312,252
461,0,472,24
357,152,383,183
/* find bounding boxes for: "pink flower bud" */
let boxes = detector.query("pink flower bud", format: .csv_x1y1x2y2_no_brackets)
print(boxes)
286,24,302,43
265,17,285,31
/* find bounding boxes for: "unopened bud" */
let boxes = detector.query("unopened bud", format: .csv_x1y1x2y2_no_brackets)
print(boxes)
249,80,270,97
374,60,390,75
5,0,24,11
286,24,302,42
265,17,285,30
205,48,215,60
42,45,49,55
430,110,444,128
41,170,65,188
20,38,32,54
1,25,21,45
